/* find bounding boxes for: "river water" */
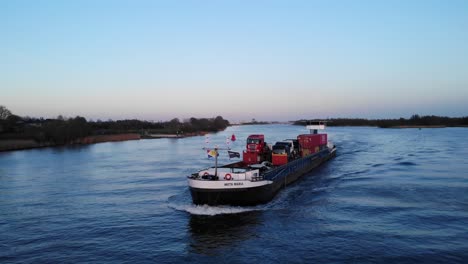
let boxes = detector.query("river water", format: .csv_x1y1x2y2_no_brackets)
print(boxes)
1,125,467,263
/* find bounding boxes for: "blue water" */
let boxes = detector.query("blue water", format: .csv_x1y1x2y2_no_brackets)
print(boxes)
1,125,468,263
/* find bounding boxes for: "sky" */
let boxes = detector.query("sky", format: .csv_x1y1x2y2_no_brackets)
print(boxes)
1,0,468,122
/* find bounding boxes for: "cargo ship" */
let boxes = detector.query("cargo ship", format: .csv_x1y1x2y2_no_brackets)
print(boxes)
187,123,337,206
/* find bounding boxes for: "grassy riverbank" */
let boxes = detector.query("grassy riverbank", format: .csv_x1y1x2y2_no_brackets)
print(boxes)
0,134,141,152
0,105,230,152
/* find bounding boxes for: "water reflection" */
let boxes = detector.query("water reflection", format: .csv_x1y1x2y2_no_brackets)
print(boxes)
188,211,262,255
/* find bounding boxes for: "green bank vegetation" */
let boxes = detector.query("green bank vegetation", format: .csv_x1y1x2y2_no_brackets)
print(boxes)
294,115,468,128
0,105,230,145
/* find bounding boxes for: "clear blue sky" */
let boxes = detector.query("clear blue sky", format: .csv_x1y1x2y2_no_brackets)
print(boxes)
1,0,467,122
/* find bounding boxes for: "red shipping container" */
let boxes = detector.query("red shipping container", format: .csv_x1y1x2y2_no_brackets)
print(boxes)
297,134,327,148
319,134,327,145
272,153,288,166
301,146,321,157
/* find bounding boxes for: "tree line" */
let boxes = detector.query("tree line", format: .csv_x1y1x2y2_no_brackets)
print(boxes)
0,105,230,144
294,115,468,128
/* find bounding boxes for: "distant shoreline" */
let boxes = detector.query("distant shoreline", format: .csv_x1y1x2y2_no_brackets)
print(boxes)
387,125,446,128
1,124,467,152
385,125,468,128
293,115,468,128
0,109,231,152
0,133,140,152
140,131,210,139
0,132,212,152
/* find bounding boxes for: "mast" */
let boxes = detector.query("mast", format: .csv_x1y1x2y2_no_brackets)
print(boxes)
203,146,230,176
214,147,218,176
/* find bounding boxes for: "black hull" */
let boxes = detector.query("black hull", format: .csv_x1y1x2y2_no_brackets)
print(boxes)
190,183,275,206
190,148,336,206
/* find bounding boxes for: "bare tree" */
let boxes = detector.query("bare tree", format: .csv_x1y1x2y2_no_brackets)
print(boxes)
0,105,12,120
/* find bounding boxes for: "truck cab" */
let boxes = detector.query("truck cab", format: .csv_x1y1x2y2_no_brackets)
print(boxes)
271,141,291,166
243,134,270,165
273,141,292,155
246,134,265,153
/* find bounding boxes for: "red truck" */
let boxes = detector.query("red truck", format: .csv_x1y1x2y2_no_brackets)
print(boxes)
243,134,271,165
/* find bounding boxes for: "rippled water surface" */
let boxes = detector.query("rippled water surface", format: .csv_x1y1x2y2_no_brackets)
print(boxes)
1,125,468,263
